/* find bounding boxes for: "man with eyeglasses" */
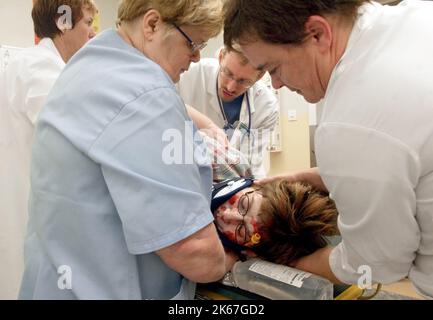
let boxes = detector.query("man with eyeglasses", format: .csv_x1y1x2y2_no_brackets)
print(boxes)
177,46,279,178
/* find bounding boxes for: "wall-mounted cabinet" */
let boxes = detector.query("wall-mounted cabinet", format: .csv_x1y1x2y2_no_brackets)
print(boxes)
261,72,283,153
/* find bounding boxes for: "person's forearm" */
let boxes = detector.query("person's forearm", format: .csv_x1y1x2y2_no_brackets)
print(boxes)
157,224,226,283
258,167,328,192
293,247,343,284
224,249,240,273
186,104,215,130
295,167,328,192
186,104,229,148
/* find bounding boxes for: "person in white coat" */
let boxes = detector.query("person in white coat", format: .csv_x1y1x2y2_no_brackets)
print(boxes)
224,0,433,298
177,46,279,178
0,0,97,299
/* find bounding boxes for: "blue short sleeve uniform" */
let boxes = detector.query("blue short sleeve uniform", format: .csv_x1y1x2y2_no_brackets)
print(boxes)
19,29,214,299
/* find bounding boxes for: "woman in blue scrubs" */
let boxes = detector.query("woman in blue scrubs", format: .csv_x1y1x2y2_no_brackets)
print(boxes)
20,0,229,300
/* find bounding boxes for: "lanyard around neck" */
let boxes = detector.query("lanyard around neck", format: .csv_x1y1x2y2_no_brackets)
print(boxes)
216,76,251,132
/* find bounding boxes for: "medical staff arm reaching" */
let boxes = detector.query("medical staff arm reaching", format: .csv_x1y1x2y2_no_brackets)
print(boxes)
258,167,327,193
186,104,229,148
157,223,227,283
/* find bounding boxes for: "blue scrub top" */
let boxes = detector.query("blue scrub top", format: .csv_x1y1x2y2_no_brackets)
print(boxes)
19,29,214,299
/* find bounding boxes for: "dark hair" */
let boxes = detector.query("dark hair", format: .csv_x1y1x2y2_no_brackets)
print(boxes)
254,180,339,265
224,0,368,48
32,0,97,39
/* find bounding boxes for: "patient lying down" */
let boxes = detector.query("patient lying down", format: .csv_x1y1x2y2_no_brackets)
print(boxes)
203,135,339,266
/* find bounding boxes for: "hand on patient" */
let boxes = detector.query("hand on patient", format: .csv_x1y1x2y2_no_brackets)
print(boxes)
291,246,343,284
201,124,229,151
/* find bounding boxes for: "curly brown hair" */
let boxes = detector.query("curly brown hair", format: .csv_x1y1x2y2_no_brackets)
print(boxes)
253,180,339,265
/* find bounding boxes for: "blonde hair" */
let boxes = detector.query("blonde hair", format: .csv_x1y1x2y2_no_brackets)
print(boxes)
82,0,98,13
117,0,223,38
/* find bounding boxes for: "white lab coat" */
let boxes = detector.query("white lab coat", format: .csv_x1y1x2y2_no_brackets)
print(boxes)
0,38,65,299
177,58,279,178
317,1,433,298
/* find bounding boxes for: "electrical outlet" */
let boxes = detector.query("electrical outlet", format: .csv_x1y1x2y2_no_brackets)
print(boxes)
288,109,297,121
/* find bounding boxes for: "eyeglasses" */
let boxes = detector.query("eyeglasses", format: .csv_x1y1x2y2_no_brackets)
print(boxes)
173,23,207,53
219,66,255,89
235,190,256,245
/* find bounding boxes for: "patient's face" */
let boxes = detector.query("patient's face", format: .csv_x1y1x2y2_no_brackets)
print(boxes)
215,187,263,247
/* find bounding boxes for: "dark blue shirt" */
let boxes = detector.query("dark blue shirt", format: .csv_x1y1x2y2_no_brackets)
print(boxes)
223,94,243,127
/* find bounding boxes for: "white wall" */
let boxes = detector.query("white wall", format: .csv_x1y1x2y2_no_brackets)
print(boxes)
0,0,34,47
201,33,223,59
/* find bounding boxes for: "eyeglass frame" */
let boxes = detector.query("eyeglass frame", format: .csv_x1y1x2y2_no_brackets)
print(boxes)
173,23,207,53
235,190,257,245
219,65,256,89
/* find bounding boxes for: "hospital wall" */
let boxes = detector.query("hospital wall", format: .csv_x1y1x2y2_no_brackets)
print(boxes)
0,0,34,47
268,94,311,176
0,0,312,176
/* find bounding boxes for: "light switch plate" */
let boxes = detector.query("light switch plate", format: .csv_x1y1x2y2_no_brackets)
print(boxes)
288,109,297,121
